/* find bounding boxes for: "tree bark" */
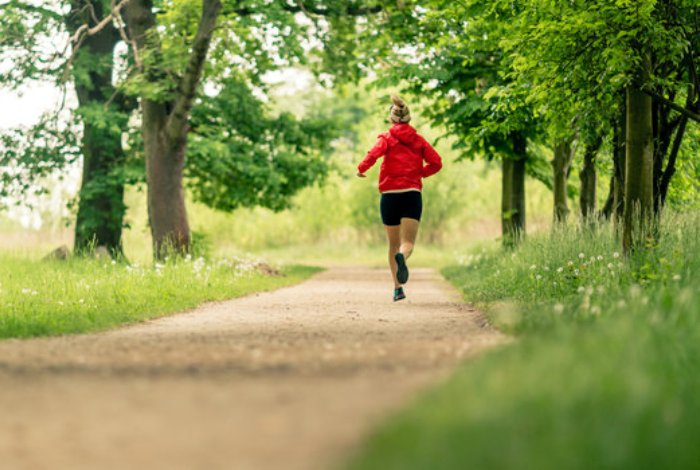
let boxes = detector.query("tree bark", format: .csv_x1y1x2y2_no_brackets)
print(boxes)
501,157,515,247
510,132,527,242
67,1,128,257
579,138,601,223
623,55,655,254
125,0,222,258
551,139,573,224
612,98,626,225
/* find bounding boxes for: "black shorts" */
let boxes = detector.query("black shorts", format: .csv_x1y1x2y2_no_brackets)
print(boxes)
380,191,423,226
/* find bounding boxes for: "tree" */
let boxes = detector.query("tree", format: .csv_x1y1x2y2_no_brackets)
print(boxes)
66,0,136,256
551,139,574,224
123,0,222,257
623,52,654,252
0,0,136,257
508,0,700,251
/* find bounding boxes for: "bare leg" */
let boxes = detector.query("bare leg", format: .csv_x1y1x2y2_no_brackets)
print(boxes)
384,225,401,288
399,217,420,260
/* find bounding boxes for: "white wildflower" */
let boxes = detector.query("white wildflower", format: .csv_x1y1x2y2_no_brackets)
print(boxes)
536,274,542,280
629,285,641,298
581,296,590,310
553,303,564,314
597,255,604,261
567,261,574,266
672,274,681,281
529,264,537,270
607,263,614,269
578,253,585,259
577,286,585,293
590,305,601,316
557,267,564,273
613,252,620,259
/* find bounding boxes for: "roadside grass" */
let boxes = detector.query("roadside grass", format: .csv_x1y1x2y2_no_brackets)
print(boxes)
346,213,700,470
0,253,320,339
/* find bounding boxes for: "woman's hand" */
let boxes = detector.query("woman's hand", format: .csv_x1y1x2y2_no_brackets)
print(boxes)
356,172,367,178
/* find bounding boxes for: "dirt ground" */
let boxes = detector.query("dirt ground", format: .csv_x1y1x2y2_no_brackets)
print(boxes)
0,267,505,470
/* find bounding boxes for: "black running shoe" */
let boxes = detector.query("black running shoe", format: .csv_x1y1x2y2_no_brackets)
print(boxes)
393,287,406,302
395,252,409,284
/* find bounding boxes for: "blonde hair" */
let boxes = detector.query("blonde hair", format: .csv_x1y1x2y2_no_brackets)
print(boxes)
389,95,411,123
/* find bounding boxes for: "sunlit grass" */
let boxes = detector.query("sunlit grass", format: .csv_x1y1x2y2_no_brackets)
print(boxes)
0,253,320,339
346,213,700,470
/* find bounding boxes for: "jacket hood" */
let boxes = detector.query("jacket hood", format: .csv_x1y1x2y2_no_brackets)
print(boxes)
389,123,418,144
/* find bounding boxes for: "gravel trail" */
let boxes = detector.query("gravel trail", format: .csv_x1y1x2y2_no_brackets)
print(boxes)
0,266,503,470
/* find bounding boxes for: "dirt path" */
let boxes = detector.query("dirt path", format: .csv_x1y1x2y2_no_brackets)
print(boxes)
0,267,504,470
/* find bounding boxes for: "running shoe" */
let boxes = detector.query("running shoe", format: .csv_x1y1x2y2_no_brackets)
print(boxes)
395,252,409,284
393,287,406,302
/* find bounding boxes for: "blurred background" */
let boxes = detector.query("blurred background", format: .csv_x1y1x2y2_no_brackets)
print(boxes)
1,77,558,265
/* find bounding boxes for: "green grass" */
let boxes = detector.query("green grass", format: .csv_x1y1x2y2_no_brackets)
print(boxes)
0,253,320,339
346,214,700,470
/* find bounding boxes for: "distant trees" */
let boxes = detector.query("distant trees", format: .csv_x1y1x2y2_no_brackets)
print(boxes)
2,0,698,257
354,0,699,252
509,0,699,252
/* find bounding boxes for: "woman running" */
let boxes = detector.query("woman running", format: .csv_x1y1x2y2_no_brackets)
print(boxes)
356,95,443,301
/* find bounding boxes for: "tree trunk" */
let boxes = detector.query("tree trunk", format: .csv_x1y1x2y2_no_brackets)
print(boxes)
623,55,655,254
657,115,688,208
73,116,127,256
579,138,601,223
125,0,222,259
551,139,573,224
143,103,191,258
602,101,627,223
67,1,127,257
511,132,527,242
501,157,515,247
613,98,626,225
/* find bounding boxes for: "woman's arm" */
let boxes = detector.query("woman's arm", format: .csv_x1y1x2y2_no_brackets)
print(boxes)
421,140,443,178
357,136,388,174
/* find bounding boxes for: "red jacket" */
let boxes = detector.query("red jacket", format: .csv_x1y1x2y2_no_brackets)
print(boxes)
357,124,442,193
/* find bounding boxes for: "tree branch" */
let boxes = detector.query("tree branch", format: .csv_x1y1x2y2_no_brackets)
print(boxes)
166,0,222,141
68,0,132,46
645,90,700,123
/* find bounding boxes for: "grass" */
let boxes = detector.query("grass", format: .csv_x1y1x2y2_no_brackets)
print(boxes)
0,253,320,339
345,213,700,470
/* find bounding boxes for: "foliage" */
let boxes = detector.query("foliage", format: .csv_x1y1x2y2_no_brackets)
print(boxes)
186,77,337,212
0,253,319,338
356,1,542,166
346,213,700,469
